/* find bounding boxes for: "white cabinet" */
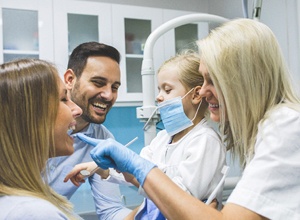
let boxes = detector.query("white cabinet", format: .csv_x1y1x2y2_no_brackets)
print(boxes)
111,4,165,104
52,0,112,76
0,0,208,104
0,0,54,63
162,9,210,59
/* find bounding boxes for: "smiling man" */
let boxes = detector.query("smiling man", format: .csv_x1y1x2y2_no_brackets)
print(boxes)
47,42,131,220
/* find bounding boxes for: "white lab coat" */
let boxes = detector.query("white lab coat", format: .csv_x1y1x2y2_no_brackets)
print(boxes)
227,106,300,219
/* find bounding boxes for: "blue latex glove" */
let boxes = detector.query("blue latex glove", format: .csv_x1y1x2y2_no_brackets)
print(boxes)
76,133,101,146
76,133,156,186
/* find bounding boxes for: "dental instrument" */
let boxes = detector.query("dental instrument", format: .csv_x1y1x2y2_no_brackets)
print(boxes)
205,165,230,205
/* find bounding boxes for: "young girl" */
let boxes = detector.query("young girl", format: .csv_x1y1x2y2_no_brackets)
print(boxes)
0,59,82,219
65,51,226,218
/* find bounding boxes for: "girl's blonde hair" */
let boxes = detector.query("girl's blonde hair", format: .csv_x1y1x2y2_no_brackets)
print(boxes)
198,19,300,167
158,50,203,90
0,59,77,219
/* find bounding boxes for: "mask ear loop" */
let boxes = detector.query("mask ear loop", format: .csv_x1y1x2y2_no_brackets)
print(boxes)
182,87,202,122
181,87,195,100
143,107,158,131
191,99,202,122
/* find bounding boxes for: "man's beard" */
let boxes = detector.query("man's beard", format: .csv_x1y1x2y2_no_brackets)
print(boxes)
80,108,107,124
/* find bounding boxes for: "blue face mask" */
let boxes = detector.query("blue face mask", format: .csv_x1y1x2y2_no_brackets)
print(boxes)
143,88,201,136
157,96,193,136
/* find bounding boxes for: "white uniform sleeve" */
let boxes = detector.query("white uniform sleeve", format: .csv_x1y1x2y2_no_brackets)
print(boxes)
228,107,300,219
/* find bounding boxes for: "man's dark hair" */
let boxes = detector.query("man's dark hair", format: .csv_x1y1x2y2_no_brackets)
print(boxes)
67,42,121,78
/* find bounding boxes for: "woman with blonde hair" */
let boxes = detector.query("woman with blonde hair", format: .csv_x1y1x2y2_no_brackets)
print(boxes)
0,59,82,219
87,18,300,220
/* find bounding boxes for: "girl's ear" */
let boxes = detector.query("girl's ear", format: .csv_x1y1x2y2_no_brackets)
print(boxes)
64,69,76,90
192,86,202,104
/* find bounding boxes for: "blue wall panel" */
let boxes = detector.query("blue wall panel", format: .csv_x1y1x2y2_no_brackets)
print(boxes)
103,106,145,154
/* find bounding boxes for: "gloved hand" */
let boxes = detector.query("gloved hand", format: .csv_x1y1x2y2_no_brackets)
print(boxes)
76,133,156,186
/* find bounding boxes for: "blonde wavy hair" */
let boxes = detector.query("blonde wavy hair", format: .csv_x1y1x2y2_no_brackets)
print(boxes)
197,19,300,167
0,59,77,219
157,50,209,119
158,50,203,90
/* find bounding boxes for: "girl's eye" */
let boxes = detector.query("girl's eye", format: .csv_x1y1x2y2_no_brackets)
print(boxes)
163,87,171,93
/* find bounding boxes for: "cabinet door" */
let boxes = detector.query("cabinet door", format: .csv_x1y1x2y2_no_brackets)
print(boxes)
0,0,53,63
163,10,210,59
53,0,112,76
111,4,164,105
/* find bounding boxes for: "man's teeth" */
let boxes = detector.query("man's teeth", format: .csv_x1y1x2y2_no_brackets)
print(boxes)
93,102,107,109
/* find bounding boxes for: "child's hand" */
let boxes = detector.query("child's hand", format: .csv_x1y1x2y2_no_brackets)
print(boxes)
123,172,135,183
123,172,140,188
64,161,98,186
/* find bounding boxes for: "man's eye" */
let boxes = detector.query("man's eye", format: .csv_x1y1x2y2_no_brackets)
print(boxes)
112,86,119,91
92,81,105,87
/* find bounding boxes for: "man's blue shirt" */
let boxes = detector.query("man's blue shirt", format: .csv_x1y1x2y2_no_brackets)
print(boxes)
47,123,131,220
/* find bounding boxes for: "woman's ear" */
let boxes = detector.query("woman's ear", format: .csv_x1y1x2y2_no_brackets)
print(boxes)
192,86,202,104
64,69,76,90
